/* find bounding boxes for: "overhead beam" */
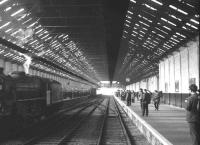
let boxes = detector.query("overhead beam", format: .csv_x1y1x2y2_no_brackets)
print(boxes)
0,37,97,85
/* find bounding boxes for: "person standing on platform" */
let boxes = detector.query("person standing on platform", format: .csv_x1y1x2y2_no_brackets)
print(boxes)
138,88,144,109
120,90,124,100
117,90,120,97
153,90,161,111
142,89,151,116
186,84,200,145
131,90,135,103
126,90,131,106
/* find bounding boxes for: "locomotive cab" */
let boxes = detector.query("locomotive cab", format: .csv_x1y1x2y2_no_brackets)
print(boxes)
0,70,15,116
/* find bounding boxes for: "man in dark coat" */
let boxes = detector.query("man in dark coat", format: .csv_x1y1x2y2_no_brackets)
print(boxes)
142,89,151,116
186,84,200,145
126,90,131,106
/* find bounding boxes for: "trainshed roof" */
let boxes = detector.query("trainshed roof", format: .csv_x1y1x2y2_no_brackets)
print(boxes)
115,0,199,85
0,0,199,86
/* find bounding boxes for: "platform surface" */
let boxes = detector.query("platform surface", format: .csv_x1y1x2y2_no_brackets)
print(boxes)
119,99,192,145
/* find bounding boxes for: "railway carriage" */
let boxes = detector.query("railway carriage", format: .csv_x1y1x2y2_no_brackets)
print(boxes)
10,71,63,122
0,71,96,125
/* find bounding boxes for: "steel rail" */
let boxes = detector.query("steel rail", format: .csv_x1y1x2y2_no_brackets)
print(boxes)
113,97,132,145
57,99,105,145
96,97,110,145
13,97,97,138
23,98,103,145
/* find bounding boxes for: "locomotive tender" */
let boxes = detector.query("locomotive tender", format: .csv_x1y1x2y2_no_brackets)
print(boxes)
0,70,96,124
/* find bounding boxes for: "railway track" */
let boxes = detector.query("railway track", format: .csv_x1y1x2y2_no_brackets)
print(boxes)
22,97,104,145
98,96,132,145
62,96,150,145
2,96,150,145
60,96,133,145
0,97,103,145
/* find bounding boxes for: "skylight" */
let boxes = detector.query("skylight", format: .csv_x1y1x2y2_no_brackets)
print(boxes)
157,34,165,38
17,14,27,21
190,19,199,25
155,27,168,34
161,18,176,26
22,18,32,24
126,15,132,19
125,24,130,27
127,11,133,15
126,20,131,23
186,23,198,29
163,25,171,31
5,28,12,33
0,22,11,29
139,21,150,27
169,5,188,15
35,29,43,34
144,4,157,11
151,0,163,6
130,0,136,3
168,14,182,21
0,0,8,5
175,32,186,38
138,15,153,23
11,8,24,17
4,6,11,11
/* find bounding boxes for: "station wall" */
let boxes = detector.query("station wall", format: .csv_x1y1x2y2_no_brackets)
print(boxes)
159,40,199,93
126,36,199,108
126,75,159,92
159,36,199,108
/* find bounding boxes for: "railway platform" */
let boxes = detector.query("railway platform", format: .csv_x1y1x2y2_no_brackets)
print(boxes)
114,96,192,145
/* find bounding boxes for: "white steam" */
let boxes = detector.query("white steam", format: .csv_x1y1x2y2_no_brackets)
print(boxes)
23,54,32,74
19,51,46,74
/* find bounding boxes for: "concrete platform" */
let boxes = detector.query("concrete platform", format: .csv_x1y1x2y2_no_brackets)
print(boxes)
114,96,192,145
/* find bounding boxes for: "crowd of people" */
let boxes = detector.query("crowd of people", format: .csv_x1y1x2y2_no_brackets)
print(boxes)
115,89,163,116
115,84,200,145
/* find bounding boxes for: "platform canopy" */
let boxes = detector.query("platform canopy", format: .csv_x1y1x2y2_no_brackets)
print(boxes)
0,0,199,85
115,0,199,84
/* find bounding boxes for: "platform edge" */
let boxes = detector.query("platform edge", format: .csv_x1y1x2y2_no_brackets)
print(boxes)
114,96,173,145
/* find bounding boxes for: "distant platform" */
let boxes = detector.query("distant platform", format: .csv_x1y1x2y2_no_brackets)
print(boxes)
114,96,192,145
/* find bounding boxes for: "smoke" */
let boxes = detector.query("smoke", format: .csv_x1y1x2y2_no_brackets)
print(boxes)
19,51,45,74
23,54,32,74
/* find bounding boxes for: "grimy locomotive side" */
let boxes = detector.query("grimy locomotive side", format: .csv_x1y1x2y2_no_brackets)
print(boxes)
0,68,96,126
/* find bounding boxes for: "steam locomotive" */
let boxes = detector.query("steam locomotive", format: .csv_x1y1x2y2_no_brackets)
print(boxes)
0,70,96,124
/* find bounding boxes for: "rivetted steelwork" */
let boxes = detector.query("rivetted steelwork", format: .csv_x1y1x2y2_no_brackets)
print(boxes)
115,0,199,85
0,0,199,85
0,0,130,84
